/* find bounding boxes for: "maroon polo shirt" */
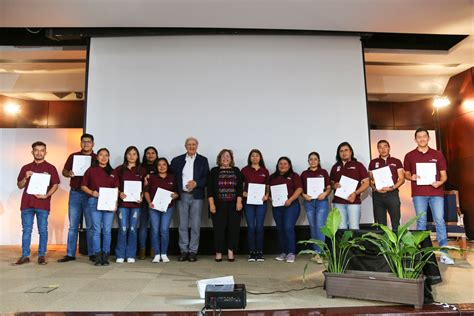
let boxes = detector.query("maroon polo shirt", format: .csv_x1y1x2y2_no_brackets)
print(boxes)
330,160,369,205
300,168,330,195
81,166,119,196
63,151,96,190
17,160,60,212
368,155,403,185
403,147,447,197
269,172,303,199
145,173,177,208
115,165,147,208
241,166,269,192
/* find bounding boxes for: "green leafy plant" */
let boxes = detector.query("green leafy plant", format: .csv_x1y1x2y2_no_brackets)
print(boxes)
298,207,365,279
363,213,459,279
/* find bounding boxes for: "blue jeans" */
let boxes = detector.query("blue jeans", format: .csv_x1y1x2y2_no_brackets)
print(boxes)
413,196,448,248
138,204,149,250
304,198,329,252
21,208,49,257
272,201,301,254
333,203,361,229
149,207,174,255
66,190,93,256
89,197,115,254
244,203,267,253
116,207,140,259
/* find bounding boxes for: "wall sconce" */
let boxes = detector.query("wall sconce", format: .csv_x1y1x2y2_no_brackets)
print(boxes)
4,103,21,116
433,95,451,109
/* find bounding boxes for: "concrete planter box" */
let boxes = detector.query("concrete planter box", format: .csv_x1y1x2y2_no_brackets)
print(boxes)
324,270,425,309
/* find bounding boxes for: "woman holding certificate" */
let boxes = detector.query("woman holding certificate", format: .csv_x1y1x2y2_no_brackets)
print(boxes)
81,148,119,266
300,152,331,264
115,146,147,264
144,158,178,263
329,142,369,230
241,149,269,262
207,149,243,262
269,157,303,263
138,146,159,260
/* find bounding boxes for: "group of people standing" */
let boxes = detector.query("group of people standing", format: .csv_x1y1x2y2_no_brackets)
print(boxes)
13,127,454,266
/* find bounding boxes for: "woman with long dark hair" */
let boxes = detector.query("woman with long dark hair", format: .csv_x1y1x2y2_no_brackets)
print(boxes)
269,157,303,263
81,148,119,266
144,158,178,263
241,149,269,262
138,146,158,259
208,149,243,262
115,146,146,263
300,152,331,264
329,142,369,229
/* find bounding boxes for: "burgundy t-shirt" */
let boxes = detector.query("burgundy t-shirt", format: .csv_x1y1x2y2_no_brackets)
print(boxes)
300,168,330,195
330,160,369,205
81,166,119,196
368,156,403,185
115,165,147,208
17,161,60,212
241,166,269,192
145,174,177,208
269,172,303,200
403,147,447,197
63,151,96,190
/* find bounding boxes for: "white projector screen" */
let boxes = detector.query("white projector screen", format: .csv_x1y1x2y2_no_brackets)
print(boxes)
86,35,371,226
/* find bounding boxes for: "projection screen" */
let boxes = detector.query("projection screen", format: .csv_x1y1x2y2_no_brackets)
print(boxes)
86,35,372,226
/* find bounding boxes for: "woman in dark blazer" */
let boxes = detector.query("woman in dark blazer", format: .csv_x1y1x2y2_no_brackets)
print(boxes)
208,149,243,262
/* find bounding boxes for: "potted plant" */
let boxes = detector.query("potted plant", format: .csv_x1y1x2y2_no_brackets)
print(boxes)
298,207,366,277
299,210,457,309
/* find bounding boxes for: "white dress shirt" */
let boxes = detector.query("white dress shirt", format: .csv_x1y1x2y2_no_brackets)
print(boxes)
182,154,196,192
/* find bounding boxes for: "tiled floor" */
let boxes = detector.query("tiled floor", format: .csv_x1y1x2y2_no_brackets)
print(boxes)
1,244,472,313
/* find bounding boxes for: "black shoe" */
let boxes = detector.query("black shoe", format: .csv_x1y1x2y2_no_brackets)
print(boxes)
215,258,222,262
256,252,265,262
57,255,76,263
248,252,256,262
102,252,110,266
188,252,197,262
89,255,96,262
178,252,188,262
94,252,102,266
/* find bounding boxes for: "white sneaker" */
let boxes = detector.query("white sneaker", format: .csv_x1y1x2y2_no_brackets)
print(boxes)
275,253,287,261
286,253,295,263
161,254,170,263
152,254,161,263
127,258,136,263
116,258,124,263
440,254,454,265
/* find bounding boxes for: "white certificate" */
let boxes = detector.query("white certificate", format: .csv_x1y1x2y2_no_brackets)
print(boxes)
26,173,51,195
97,187,118,211
335,175,359,200
247,183,266,205
72,155,92,176
307,177,325,199
152,187,173,212
123,180,142,202
270,184,288,207
416,163,437,185
372,166,395,190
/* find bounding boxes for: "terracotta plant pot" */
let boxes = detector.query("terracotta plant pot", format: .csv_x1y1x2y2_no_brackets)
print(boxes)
324,270,425,309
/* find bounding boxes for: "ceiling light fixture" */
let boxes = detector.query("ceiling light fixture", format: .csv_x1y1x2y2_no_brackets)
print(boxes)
433,95,451,108
4,103,21,115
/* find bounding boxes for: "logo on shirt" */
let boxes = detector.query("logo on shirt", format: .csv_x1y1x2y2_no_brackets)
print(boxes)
390,163,397,167
337,166,341,172
375,162,380,168
430,159,438,162
260,174,266,177
110,174,115,178
287,177,292,180
168,182,173,185
348,166,356,170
